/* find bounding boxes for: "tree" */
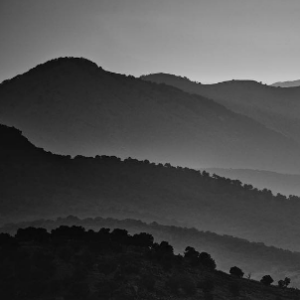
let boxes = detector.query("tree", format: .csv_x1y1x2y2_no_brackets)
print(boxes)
132,232,154,248
51,225,85,240
229,266,244,278
278,277,291,288
284,277,291,287
0,233,13,245
199,252,216,270
184,246,200,264
278,280,285,288
157,241,174,256
16,227,49,243
260,275,274,286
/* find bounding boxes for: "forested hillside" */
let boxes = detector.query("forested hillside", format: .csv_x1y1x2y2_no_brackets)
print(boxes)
202,168,300,197
1,225,300,299
2,124,300,252
3,216,300,286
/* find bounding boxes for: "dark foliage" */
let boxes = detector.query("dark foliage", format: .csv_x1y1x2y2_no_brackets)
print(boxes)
229,266,244,278
261,275,274,286
3,123,300,254
278,277,291,288
0,225,299,299
140,274,156,291
180,275,197,295
228,282,241,297
199,252,217,270
198,278,215,294
166,274,181,294
4,215,300,288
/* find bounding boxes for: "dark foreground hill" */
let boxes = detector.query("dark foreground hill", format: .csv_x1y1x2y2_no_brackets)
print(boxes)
1,225,300,299
3,124,300,252
142,73,300,149
3,216,300,287
1,57,300,172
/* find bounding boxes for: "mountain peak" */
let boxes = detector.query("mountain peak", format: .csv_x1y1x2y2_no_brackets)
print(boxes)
0,57,102,86
30,56,101,72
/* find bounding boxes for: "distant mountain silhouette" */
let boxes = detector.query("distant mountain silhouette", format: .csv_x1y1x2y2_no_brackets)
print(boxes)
142,73,300,149
272,79,300,88
4,124,300,252
201,168,300,197
1,57,300,172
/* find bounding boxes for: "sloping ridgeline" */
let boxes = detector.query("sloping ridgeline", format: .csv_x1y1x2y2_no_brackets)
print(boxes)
1,225,300,299
1,57,300,173
2,124,300,253
3,215,300,287
142,73,300,147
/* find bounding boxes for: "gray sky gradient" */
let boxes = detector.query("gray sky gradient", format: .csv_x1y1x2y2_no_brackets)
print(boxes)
1,0,299,84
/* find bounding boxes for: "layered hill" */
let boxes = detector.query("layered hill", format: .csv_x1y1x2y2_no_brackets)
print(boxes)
1,57,300,172
2,224,300,299
142,73,300,149
272,79,300,88
3,216,300,287
202,168,300,197
3,124,300,252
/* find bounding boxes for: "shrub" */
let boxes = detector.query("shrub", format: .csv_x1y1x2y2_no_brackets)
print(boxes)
184,246,199,260
132,232,154,248
278,277,291,288
229,266,244,278
260,275,274,286
199,252,216,270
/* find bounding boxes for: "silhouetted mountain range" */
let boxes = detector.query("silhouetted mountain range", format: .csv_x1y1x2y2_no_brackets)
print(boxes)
142,73,300,151
3,124,300,252
1,57,300,172
272,79,300,88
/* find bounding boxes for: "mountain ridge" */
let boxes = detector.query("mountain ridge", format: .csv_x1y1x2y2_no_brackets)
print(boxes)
201,168,300,197
142,72,300,147
1,57,300,173
3,123,300,252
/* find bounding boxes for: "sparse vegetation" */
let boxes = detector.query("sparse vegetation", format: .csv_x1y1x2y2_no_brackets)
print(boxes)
278,277,291,288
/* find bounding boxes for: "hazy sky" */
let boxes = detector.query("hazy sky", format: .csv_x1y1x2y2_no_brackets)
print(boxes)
1,0,300,84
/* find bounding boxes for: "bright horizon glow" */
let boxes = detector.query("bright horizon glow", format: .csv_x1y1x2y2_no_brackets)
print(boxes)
1,0,300,85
